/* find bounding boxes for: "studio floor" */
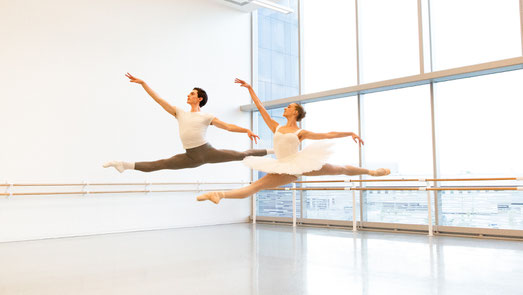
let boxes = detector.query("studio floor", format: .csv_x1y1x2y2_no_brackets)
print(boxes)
1,223,522,295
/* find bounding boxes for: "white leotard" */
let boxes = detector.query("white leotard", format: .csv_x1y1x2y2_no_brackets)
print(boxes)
243,125,333,175
273,125,302,159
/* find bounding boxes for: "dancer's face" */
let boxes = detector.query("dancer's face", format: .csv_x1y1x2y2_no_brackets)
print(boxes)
283,103,298,120
187,89,202,106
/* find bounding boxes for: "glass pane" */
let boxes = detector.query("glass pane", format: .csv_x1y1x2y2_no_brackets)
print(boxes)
300,97,360,220
362,85,433,178
361,85,434,225
257,2,299,101
302,190,361,222
435,70,523,230
435,70,523,179
430,0,521,70
363,191,435,225
302,0,358,93
358,0,420,83
439,191,523,230
256,190,301,218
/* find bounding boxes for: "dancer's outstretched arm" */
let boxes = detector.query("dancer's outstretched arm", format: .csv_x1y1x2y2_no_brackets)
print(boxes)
235,78,279,133
300,130,365,146
125,73,177,117
211,118,260,143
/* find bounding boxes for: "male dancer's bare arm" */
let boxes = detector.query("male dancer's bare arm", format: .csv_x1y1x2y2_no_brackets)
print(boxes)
125,73,177,117
235,78,279,133
300,130,365,146
211,118,260,143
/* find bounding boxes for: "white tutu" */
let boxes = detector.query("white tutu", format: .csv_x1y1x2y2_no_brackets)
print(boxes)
243,141,334,175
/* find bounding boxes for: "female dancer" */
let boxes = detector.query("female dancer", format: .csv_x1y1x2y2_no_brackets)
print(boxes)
103,73,269,173
196,78,390,204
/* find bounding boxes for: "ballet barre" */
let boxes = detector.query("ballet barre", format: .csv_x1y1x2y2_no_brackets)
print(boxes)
0,181,249,197
3,189,229,196
3,178,523,237
1,177,520,187
0,182,248,187
294,177,523,183
255,176,523,236
270,187,523,191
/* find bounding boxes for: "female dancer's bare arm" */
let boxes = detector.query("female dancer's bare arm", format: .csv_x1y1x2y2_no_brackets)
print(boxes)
299,130,365,146
126,73,177,117
235,78,279,133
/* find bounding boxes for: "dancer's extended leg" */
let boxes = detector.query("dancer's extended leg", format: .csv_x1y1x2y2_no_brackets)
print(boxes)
134,153,201,172
197,173,298,204
302,164,390,177
104,144,268,173
203,147,268,163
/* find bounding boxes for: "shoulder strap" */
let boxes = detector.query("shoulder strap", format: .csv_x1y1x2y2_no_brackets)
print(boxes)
275,125,282,132
293,129,302,135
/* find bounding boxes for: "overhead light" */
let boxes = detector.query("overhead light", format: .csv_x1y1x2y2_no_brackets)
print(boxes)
251,0,294,14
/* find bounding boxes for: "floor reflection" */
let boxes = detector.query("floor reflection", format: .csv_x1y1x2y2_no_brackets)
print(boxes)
1,223,522,295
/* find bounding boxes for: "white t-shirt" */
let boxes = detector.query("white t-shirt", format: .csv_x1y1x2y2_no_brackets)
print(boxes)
176,109,215,149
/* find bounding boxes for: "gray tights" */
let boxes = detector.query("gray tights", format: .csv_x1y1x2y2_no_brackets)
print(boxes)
135,143,267,172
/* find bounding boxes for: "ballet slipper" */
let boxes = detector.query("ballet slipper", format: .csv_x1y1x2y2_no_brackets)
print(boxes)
197,191,225,204
103,161,125,173
369,168,390,177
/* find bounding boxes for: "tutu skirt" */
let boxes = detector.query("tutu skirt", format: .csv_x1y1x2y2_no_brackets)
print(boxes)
243,141,334,175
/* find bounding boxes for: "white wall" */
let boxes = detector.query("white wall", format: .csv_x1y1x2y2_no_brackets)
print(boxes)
0,0,255,242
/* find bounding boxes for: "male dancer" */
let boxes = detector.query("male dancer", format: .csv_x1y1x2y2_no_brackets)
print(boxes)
103,73,269,173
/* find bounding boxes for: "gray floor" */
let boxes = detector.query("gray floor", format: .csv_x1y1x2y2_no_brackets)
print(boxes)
1,223,522,295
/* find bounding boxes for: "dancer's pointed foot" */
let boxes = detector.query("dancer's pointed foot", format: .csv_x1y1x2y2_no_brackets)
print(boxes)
103,161,134,173
369,168,390,177
197,191,225,204
103,161,125,173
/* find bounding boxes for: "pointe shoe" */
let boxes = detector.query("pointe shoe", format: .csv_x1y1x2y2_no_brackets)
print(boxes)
369,168,390,177
103,161,125,173
196,191,225,204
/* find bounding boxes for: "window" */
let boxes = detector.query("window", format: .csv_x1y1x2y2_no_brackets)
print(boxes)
435,70,523,230
430,0,521,70
358,0,420,82
361,85,434,225
258,3,299,101
254,0,523,235
302,0,358,93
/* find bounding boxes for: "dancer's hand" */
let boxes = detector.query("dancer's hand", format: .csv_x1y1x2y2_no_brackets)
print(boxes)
126,73,144,84
235,78,251,89
352,133,364,146
247,130,260,144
